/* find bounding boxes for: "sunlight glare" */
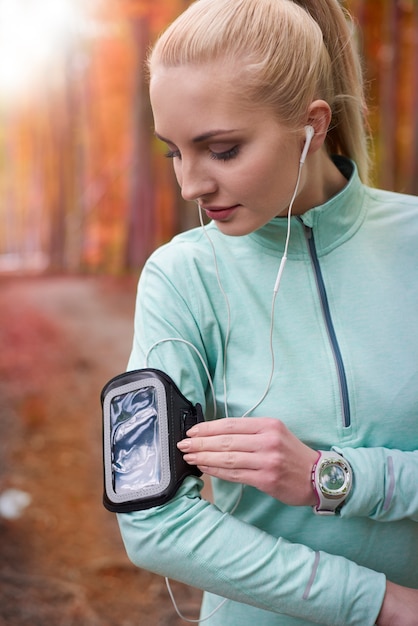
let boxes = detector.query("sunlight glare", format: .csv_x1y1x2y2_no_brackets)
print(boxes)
0,0,93,99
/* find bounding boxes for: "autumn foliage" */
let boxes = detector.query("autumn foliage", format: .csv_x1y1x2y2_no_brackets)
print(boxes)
0,0,417,275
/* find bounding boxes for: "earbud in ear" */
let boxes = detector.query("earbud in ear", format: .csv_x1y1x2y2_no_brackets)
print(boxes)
300,125,315,164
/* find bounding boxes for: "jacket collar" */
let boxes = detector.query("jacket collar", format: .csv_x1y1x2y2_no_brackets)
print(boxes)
247,157,366,258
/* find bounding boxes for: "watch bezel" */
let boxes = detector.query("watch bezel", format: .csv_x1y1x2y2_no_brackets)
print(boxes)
317,457,352,499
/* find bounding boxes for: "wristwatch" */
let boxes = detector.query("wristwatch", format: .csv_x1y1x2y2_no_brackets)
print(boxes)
311,450,352,515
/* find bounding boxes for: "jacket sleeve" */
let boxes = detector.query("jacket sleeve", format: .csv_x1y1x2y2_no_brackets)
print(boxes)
335,446,418,522
116,258,386,625
117,480,386,626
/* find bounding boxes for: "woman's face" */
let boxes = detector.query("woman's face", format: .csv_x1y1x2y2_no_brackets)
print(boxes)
150,62,308,236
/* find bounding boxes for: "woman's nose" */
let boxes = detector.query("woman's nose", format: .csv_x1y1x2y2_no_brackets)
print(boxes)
177,159,217,202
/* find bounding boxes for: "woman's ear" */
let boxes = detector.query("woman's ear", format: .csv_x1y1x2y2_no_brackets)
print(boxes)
304,100,332,153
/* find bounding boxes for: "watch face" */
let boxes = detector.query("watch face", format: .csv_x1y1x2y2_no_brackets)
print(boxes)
319,462,348,497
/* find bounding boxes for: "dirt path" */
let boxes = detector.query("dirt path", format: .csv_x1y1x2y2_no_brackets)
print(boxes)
0,275,202,626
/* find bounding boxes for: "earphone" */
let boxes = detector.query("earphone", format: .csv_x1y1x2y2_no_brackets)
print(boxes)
300,124,314,165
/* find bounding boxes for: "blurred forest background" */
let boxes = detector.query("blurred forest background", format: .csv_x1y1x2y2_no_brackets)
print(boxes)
0,0,417,276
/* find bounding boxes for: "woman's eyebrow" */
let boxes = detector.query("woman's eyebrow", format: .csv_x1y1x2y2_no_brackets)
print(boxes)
154,129,240,144
192,129,240,143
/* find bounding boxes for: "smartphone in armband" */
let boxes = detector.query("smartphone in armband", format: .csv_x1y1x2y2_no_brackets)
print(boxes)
101,368,204,512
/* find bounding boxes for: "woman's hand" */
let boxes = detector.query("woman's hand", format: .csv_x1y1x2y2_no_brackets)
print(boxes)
376,581,418,626
177,417,318,506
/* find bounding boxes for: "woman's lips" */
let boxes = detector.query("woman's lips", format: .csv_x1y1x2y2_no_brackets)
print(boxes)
203,205,240,221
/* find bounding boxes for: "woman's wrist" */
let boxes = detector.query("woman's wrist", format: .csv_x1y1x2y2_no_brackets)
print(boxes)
376,581,418,626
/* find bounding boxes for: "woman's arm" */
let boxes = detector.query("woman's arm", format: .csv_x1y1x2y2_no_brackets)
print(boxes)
117,476,386,625
178,418,418,522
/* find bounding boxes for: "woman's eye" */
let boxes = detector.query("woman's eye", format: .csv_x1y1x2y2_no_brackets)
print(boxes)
210,145,240,161
164,145,239,161
165,149,181,160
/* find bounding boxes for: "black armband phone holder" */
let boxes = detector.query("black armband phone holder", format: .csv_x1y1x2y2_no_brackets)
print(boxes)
101,368,204,512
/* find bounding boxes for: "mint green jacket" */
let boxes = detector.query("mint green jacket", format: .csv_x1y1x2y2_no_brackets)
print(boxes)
118,159,418,625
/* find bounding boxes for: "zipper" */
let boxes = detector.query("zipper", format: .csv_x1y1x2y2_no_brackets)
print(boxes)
300,221,351,428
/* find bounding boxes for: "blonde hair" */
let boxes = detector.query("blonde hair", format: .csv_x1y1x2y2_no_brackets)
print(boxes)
148,0,370,183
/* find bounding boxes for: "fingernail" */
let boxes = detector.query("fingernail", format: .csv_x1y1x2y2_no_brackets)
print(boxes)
177,439,191,451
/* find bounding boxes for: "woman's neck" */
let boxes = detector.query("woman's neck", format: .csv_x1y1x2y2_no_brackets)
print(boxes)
292,148,348,215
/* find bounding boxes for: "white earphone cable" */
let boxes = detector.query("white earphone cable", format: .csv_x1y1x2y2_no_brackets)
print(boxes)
165,578,228,623
242,159,303,417
198,204,232,419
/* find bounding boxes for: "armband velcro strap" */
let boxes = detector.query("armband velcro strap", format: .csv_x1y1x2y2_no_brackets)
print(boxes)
101,368,204,512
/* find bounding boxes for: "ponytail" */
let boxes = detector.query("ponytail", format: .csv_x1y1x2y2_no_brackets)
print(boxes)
294,0,371,183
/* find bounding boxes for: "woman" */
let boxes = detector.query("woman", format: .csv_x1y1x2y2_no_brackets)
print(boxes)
116,0,418,623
